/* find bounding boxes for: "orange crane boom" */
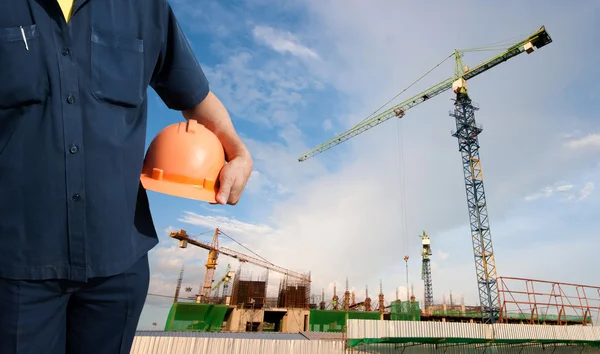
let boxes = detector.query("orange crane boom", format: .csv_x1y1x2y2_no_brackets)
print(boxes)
169,228,311,302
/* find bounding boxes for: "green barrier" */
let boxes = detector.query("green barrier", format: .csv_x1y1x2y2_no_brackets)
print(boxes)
390,300,421,321
309,301,420,332
308,310,381,332
164,302,229,332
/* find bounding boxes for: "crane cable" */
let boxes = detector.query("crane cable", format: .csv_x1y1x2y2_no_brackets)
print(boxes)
341,27,538,134
188,230,213,238
188,229,272,266
457,30,534,53
350,53,455,130
396,118,410,302
218,229,275,266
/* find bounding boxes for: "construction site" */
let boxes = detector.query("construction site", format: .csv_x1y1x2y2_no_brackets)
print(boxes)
132,24,600,353
156,227,600,336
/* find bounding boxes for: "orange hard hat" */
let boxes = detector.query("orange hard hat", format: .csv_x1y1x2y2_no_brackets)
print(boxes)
140,120,225,203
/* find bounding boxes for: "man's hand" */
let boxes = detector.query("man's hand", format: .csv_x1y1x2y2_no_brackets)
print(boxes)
215,153,252,205
182,91,253,205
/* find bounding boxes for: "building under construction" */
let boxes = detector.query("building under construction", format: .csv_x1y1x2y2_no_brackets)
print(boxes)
165,270,312,333
230,268,268,309
277,276,311,309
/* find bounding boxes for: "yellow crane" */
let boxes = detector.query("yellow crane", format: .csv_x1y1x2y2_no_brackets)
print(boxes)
170,228,311,303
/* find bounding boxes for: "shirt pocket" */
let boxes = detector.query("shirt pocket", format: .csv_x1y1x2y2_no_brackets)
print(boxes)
90,27,144,108
0,24,49,109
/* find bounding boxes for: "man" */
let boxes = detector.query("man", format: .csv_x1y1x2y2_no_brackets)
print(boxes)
0,0,252,353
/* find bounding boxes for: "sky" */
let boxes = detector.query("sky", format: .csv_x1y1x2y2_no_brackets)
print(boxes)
137,0,600,329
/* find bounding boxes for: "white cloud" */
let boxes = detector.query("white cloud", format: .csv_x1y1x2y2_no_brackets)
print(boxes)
576,182,594,201
437,250,450,261
245,170,270,194
252,25,320,60
524,182,573,201
525,181,594,202
178,212,276,237
201,51,323,130
565,133,600,150
163,226,178,236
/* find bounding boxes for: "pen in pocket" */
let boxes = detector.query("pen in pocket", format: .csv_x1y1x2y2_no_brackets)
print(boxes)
20,26,29,51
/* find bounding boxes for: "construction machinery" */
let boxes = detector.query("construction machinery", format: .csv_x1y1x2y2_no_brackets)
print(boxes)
170,228,311,303
212,264,235,298
420,231,433,311
297,26,552,324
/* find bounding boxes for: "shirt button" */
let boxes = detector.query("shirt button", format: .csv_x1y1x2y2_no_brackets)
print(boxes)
69,145,79,154
66,94,75,104
71,194,81,202
61,47,69,56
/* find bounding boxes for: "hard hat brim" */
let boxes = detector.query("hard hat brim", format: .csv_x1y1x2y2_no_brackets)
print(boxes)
140,175,217,203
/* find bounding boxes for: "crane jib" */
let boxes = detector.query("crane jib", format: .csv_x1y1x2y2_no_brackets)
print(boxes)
169,230,310,283
298,77,454,161
297,25,552,162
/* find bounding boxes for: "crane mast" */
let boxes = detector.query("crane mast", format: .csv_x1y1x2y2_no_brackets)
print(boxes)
450,89,500,322
297,26,552,324
201,229,219,302
420,231,433,311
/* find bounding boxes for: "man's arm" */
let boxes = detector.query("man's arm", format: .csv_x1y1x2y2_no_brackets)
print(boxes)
150,1,252,205
182,92,250,162
183,92,253,205
150,1,209,111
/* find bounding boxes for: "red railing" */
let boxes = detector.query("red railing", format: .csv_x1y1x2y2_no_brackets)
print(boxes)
497,276,600,326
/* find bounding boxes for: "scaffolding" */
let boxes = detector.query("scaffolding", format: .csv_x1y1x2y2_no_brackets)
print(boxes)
277,276,311,309
230,267,268,309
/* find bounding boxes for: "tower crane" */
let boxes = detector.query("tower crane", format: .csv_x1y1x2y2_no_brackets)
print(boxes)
211,264,235,298
420,231,433,311
170,228,311,303
297,26,552,324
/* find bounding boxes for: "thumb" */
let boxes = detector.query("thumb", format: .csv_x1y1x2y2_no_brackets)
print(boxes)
216,173,234,204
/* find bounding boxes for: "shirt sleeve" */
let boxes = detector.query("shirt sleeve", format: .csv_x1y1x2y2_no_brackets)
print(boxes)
150,1,210,111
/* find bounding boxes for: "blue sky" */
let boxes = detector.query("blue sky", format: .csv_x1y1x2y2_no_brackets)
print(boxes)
138,0,600,329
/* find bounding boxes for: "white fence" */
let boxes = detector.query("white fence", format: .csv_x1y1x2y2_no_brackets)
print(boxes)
131,321,600,354
347,319,600,342
130,336,344,354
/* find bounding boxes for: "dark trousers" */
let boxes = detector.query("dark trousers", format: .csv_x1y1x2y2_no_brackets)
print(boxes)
0,254,149,354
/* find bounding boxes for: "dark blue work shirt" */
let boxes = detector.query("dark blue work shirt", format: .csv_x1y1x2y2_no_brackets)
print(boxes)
0,0,209,281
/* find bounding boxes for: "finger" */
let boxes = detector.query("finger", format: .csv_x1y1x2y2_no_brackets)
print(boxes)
230,175,250,205
226,183,243,205
216,174,235,205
